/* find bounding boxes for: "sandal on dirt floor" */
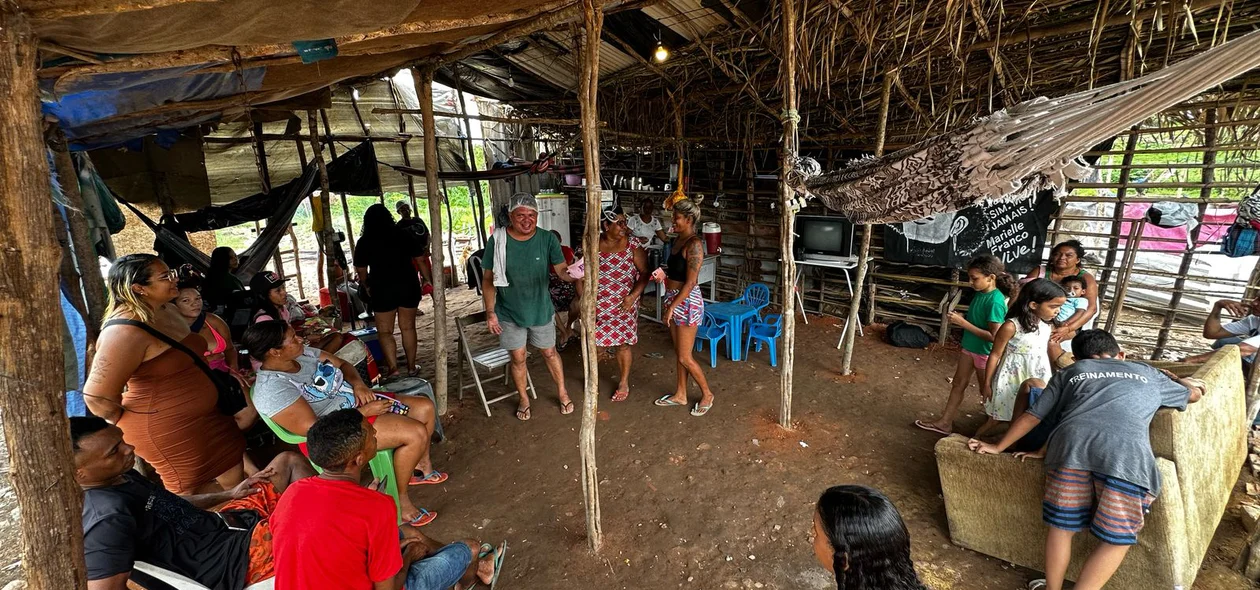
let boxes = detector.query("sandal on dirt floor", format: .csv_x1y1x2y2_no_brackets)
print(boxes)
403,508,437,527
409,471,448,486
913,419,952,436
612,389,630,402
560,400,575,415
690,402,712,417
515,405,531,421
1027,580,1046,590
654,395,686,407
490,541,508,589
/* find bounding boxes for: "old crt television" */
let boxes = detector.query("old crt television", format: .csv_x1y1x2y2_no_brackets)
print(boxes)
794,215,854,262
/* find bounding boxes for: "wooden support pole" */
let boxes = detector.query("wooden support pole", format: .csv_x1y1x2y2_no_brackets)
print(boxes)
577,0,605,553
307,111,341,303
415,67,451,415
777,0,799,429
250,121,287,274
1104,220,1146,334
320,109,358,253
49,126,106,342
0,5,89,588
1098,127,1142,297
840,69,895,376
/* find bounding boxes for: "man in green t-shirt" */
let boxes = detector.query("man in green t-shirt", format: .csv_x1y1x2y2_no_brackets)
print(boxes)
482,194,578,420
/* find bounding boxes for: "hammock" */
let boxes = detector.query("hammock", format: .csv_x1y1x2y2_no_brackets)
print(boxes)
790,28,1260,225
119,163,319,279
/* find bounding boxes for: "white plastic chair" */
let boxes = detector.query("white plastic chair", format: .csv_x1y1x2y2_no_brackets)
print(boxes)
456,311,537,417
132,561,274,590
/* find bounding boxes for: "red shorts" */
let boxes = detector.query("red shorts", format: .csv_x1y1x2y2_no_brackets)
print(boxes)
217,481,281,585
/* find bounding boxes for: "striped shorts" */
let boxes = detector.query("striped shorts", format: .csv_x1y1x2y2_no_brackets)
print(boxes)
665,287,704,327
1042,467,1154,546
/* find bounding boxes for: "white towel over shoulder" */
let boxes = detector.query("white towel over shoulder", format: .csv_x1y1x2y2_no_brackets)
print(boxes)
492,227,510,287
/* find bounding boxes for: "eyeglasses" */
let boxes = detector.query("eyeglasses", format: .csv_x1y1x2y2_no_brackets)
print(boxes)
151,269,178,282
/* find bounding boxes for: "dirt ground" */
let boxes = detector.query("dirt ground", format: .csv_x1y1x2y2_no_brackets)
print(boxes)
0,286,1254,589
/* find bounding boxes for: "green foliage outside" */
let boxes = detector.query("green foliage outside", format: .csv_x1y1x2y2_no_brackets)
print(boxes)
213,183,494,254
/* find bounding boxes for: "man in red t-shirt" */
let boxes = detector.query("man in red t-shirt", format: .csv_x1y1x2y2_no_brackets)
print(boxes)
272,409,503,590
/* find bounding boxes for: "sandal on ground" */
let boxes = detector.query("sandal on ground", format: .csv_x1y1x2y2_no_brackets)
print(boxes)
515,405,531,421
478,543,494,559
409,471,448,486
560,400,575,415
690,402,712,417
1027,580,1046,590
654,395,686,407
612,389,630,402
403,508,437,527
913,419,952,436
490,541,508,589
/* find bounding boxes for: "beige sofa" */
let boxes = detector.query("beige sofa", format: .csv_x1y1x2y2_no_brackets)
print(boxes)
934,347,1247,589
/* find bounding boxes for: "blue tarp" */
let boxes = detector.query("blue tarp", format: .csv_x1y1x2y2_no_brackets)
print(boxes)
42,65,266,150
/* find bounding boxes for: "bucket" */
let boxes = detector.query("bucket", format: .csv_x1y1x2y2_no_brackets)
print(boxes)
702,222,722,254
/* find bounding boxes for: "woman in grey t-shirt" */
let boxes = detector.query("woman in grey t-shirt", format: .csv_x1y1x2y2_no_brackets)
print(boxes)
241,320,448,526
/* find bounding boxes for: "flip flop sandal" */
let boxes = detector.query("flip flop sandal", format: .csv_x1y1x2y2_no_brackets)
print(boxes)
515,406,531,421
690,403,712,417
478,542,494,559
560,401,575,415
654,395,686,407
409,471,448,486
490,541,508,590
1027,580,1046,590
404,508,437,527
913,420,952,436
612,389,630,402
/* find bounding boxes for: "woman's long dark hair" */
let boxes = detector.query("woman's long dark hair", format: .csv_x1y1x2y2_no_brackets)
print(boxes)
816,485,927,590
361,203,395,240
208,247,235,279
1007,278,1068,333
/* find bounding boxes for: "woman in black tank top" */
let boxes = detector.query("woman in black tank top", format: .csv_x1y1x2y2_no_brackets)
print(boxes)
653,198,716,417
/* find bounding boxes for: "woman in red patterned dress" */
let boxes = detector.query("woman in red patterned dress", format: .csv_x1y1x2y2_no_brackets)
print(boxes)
595,207,650,401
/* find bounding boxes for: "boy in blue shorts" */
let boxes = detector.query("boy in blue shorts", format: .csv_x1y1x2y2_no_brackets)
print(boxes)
969,330,1206,590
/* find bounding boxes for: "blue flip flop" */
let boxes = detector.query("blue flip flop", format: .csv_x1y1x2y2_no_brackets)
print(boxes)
490,540,508,589
654,395,686,407
404,508,437,527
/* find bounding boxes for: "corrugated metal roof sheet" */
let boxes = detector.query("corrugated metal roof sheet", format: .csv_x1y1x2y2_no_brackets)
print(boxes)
641,0,728,42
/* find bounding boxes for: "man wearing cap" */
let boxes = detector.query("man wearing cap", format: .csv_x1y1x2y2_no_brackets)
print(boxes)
482,194,578,420
395,201,434,290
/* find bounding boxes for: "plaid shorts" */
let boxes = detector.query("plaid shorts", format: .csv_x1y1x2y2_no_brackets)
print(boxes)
1042,468,1154,546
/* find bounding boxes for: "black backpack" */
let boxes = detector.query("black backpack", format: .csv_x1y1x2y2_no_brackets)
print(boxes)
886,320,931,349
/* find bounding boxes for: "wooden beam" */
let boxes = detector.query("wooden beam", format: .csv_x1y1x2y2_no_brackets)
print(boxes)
840,68,895,376
415,67,450,415
777,0,800,429
0,5,89,589
372,107,593,127
576,0,604,554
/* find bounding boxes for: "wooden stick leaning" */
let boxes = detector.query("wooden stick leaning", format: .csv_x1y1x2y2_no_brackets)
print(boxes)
415,67,451,415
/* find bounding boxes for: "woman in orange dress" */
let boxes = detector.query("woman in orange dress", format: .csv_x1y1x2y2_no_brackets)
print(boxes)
84,254,246,495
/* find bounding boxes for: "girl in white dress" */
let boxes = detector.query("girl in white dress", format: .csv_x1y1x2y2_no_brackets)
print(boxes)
975,278,1067,439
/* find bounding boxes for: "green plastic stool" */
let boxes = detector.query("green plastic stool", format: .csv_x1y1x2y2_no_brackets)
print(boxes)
256,407,403,523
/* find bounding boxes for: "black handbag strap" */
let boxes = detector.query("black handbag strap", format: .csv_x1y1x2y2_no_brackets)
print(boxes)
104,319,219,381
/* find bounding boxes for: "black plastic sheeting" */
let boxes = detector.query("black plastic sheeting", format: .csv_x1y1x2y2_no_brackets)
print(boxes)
174,141,381,232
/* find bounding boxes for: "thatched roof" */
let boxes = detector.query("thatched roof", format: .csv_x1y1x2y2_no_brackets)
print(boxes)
30,0,1260,153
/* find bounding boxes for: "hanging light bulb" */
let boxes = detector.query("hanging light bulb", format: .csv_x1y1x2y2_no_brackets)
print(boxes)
654,42,669,63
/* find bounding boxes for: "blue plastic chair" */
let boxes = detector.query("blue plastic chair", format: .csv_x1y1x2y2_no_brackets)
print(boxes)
733,283,772,313
745,314,783,367
694,313,728,368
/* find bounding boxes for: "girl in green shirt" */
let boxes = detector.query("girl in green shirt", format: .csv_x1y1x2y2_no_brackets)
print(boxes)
916,255,1015,435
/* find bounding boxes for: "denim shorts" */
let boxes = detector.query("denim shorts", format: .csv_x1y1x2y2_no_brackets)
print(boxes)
499,317,556,351
405,542,473,590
